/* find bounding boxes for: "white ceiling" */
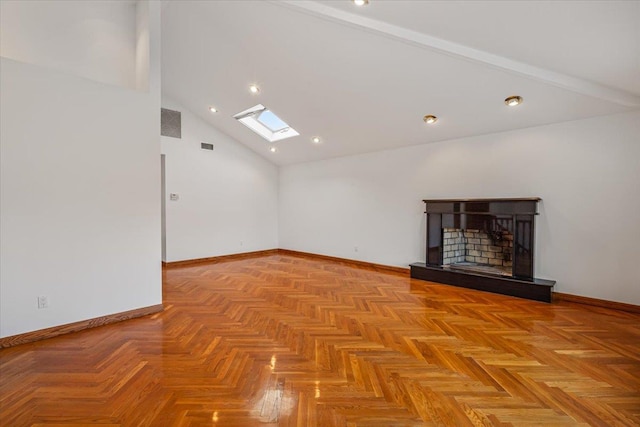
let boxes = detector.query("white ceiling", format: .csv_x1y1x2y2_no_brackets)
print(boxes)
161,0,640,166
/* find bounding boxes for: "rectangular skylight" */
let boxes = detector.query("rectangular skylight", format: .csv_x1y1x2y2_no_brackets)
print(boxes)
233,104,299,142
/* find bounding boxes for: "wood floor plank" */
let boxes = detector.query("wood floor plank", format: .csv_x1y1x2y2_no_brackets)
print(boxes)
1,254,639,426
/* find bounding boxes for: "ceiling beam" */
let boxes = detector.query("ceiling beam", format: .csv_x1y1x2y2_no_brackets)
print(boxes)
276,0,640,108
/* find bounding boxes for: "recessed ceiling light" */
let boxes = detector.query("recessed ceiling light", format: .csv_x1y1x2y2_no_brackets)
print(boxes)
423,115,438,125
311,136,321,144
353,0,369,6
209,106,218,113
249,84,260,94
505,95,523,107
270,146,277,153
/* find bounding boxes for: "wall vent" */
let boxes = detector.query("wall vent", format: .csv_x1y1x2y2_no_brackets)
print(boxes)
161,108,181,138
201,143,214,150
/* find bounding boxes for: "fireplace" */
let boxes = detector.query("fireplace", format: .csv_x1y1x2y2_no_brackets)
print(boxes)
410,198,555,302
442,228,512,276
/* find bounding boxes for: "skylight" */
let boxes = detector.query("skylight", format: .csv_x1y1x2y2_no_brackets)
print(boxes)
233,104,299,142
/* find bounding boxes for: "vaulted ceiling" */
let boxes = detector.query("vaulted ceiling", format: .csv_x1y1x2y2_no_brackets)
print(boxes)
161,1,640,166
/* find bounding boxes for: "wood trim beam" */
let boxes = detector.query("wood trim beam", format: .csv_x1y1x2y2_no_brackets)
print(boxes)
277,249,410,276
0,304,163,349
163,249,279,267
554,292,640,315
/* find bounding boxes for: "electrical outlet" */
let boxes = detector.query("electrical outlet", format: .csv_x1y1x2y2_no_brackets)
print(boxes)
354,246,359,252
37,295,49,309
169,193,179,201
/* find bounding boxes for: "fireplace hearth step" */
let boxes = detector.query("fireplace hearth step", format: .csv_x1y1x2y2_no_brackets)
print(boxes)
410,262,555,303
445,262,511,277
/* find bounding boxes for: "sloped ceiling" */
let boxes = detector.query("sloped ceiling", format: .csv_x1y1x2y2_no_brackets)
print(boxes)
161,0,640,166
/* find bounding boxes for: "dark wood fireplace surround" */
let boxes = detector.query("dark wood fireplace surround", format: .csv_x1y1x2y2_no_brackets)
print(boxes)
410,198,555,302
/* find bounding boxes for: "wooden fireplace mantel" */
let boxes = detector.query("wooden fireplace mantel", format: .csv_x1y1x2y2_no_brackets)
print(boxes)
423,197,541,203
422,198,541,216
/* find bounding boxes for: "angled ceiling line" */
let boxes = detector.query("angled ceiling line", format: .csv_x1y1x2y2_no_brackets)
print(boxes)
275,0,640,108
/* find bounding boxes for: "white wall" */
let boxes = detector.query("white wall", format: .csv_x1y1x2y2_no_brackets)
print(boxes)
0,1,162,338
161,98,279,262
279,111,640,305
0,0,137,89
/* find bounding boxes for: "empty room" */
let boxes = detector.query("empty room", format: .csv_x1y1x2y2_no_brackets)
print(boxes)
1,0,639,425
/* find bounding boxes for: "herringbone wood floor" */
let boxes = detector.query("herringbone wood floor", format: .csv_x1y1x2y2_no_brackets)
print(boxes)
1,255,639,426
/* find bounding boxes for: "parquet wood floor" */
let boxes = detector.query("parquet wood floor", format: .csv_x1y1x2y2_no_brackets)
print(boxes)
1,254,639,426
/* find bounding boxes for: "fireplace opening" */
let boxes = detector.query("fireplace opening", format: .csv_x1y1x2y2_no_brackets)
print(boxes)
442,228,513,277
422,199,537,280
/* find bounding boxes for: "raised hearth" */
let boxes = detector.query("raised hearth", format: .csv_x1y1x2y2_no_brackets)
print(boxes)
411,198,555,302
410,263,555,302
